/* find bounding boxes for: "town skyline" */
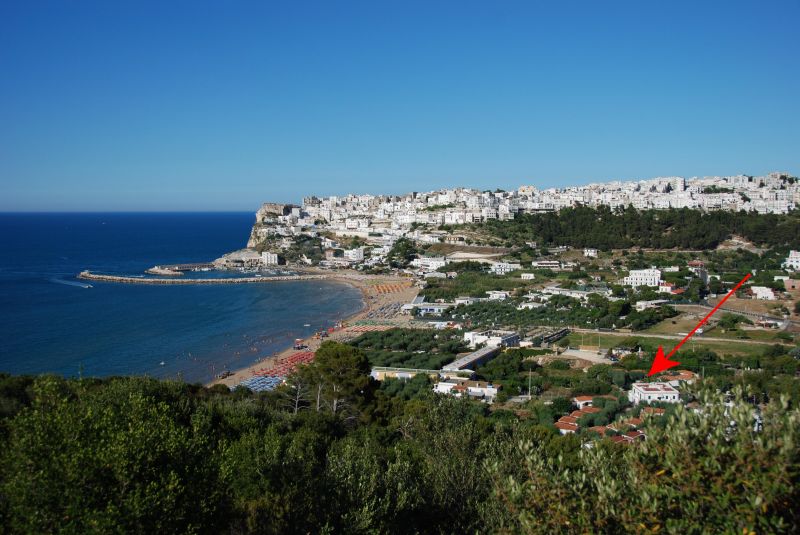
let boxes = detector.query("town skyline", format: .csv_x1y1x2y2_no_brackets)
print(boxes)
3,168,798,213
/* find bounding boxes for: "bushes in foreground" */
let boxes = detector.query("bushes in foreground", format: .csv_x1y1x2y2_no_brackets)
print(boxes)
0,344,798,534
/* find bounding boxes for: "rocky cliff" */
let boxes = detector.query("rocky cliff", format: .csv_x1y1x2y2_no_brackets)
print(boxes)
246,202,300,248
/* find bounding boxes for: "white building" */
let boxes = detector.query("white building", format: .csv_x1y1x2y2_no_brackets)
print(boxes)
463,330,520,348
751,286,776,300
531,260,562,270
486,290,511,300
542,285,611,301
433,379,499,402
520,273,536,280
583,248,598,258
410,256,447,271
517,302,545,310
261,252,279,265
490,262,522,275
628,382,681,404
635,299,670,311
623,268,662,288
343,247,364,262
783,250,800,271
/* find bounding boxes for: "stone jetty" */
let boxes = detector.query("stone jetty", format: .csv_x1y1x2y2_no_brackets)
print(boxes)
78,270,329,285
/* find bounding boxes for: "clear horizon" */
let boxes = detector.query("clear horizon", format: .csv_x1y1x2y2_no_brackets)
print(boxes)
0,167,796,214
2,1,798,211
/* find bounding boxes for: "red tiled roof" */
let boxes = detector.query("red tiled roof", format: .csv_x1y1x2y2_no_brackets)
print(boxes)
555,422,578,432
581,406,602,414
660,369,697,382
588,426,609,436
558,416,579,425
573,395,594,402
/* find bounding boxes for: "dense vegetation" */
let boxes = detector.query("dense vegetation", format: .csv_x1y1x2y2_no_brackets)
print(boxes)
442,296,678,332
349,328,467,369
1,344,798,533
475,206,800,250
421,268,530,300
386,238,420,268
0,340,798,533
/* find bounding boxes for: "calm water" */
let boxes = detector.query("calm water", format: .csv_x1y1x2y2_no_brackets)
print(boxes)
0,213,363,383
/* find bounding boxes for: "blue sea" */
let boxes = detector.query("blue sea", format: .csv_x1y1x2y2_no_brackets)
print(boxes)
0,213,363,383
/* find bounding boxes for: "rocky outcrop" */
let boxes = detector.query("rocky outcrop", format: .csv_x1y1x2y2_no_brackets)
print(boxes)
213,248,263,268
247,202,299,248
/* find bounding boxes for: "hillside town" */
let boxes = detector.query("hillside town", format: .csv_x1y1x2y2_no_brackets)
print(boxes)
218,171,800,449
250,170,797,247
244,171,797,267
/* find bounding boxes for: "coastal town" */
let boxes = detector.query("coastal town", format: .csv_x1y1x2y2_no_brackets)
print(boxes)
5,1,800,530
199,170,800,448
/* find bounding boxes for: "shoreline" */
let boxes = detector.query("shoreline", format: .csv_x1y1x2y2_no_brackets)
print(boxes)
207,271,418,388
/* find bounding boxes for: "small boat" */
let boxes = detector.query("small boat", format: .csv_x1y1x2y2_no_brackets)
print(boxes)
303,323,311,327
159,361,166,366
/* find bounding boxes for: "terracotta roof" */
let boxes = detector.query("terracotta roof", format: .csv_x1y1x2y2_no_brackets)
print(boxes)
581,406,602,414
642,407,666,416
588,426,609,436
558,416,579,425
555,422,578,432
610,435,629,444
626,417,644,427
573,395,594,402
660,369,697,382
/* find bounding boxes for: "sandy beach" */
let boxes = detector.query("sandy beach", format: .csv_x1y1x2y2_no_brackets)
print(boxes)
208,271,420,388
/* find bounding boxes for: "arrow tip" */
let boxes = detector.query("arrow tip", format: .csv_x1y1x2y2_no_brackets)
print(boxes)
648,346,681,376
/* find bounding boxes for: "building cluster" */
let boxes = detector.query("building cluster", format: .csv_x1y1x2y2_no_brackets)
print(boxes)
296,172,797,235
554,371,697,441
246,172,797,273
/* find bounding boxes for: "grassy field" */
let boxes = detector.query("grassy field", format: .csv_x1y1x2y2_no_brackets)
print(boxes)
644,313,796,343
562,332,772,357
707,295,788,315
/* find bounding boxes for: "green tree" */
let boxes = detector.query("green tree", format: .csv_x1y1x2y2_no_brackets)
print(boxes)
1,377,226,534
489,390,800,533
386,238,419,268
296,341,373,417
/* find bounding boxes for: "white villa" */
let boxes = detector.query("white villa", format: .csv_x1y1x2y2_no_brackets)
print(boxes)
628,382,681,404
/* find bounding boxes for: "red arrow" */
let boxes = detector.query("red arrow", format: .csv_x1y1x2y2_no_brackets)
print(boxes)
647,272,752,376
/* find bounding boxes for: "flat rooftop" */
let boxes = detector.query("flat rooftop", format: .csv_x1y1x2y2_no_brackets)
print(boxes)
631,382,678,393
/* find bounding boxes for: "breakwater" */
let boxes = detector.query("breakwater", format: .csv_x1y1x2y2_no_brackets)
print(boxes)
78,270,329,285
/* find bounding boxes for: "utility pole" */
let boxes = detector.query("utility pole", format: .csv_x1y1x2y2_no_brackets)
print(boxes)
528,368,532,399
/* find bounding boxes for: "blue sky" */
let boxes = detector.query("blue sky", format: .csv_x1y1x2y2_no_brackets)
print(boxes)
1,1,798,211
